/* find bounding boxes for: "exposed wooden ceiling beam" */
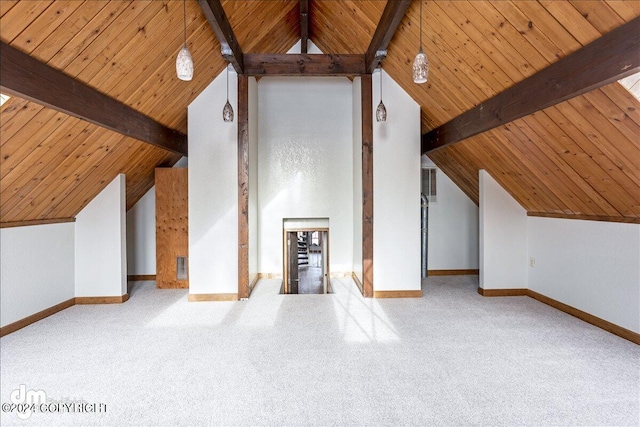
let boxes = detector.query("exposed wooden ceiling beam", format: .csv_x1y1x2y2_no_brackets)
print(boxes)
300,0,309,54
198,0,244,73
0,42,187,156
243,54,365,76
422,16,640,154
365,0,412,73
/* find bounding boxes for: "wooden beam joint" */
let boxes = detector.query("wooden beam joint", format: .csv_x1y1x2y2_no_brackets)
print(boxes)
365,0,412,73
198,0,244,73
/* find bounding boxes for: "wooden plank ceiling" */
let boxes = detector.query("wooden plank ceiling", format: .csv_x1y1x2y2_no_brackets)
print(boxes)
1,0,638,225
0,0,298,225
312,0,640,223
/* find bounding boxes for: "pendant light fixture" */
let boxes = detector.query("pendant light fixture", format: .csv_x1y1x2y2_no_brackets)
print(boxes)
223,65,234,122
412,0,429,84
176,0,193,81
376,68,387,122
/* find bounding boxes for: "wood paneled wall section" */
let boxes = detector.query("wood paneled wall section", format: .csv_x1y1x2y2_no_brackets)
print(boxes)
155,167,188,289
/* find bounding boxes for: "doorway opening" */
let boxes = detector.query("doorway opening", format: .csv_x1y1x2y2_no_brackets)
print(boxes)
283,229,330,294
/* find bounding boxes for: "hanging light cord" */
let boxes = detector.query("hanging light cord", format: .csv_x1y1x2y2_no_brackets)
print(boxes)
380,69,383,100
419,0,423,51
183,0,187,47
226,66,229,101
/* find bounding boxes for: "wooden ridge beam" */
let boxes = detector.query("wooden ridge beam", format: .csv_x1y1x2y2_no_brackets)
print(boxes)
365,0,412,73
423,16,640,154
243,54,365,76
198,0,244,73
0,42,187,156
300,0,309,54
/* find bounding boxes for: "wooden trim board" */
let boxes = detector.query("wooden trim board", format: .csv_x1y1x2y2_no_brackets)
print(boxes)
527,212,640,224
478,287,639,345
258,273,283,279
0,298,75,337
127,275,156,281
429,269,479,276
0,218,75,228
477,288,528,297
188,293,238,302
75,294,129,304
1,293,130,337
527,290,639,346
374,290,423,298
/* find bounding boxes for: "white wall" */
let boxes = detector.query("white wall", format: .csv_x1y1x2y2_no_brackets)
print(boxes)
75,174,127,297
249,77,259,286
257,76,354,274
422,156,479,270
126,186,156,275
479,170,527,289
372,70,421,291
352,77,363,284
0,223,75,327
189,66,239,295
529,217,640,333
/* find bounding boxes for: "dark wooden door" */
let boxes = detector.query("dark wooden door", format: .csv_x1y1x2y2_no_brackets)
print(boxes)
287,232,299,294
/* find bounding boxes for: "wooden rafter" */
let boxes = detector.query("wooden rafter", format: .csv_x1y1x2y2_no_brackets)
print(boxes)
0,42,187,156
300,0,309,54
422,16,640,154
243,54,365,76
365,0,412,73
198,0,244,73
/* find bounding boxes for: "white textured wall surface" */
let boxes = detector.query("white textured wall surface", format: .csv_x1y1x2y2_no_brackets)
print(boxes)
529,217,640,333
372,70,421,291
75,174,127,297
1,223,75,327
352,77,363,284
126,186,156,275
249,77,259,286
479,170,527,289
188,67,239,294
423,156,479,270
257,76,354,274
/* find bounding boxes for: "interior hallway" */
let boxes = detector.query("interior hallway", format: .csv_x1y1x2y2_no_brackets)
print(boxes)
298,253,323,294
1,276,638,426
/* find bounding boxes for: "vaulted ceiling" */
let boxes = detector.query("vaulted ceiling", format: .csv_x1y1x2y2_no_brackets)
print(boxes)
1,0,638,226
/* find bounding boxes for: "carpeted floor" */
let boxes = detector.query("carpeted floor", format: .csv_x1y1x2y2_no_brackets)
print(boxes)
1,275,638,426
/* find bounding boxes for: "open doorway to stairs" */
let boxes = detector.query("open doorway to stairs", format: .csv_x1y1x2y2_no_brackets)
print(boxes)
282,229,330,294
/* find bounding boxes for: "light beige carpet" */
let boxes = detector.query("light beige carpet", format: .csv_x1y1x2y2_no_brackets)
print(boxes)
1,275,638,426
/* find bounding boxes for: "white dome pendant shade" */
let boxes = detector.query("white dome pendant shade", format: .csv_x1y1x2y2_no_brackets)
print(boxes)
176,44,194,81
175,0,193,81
412,49,429,84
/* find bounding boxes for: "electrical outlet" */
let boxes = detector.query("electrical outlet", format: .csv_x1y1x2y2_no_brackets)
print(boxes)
530,257,536,267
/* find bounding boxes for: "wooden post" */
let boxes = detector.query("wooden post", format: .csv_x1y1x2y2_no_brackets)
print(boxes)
361,74,374,298
238,75,249,299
